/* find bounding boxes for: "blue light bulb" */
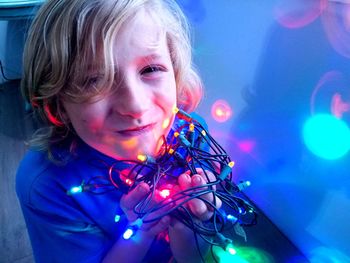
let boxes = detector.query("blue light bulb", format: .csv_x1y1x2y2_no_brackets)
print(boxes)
67,185,83,195
123,228,134,240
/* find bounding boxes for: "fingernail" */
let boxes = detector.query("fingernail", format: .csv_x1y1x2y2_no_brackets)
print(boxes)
193,175,201,184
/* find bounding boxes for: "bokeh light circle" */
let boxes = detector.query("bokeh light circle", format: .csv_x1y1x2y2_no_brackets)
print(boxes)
303,114,350,160
274,0,327,29
211,99,233,123
322,2,350,59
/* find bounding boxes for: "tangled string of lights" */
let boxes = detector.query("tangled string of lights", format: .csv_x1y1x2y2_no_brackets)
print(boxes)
67,108,257,262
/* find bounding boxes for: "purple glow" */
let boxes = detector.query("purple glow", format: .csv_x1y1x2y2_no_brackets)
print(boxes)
274,0,327,29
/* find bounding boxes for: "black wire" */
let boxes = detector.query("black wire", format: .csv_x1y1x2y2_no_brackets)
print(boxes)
69,110,258,260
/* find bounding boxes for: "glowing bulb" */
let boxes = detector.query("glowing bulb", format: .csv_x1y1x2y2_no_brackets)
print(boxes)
173,106,179,114
168,148,174,154
137,154,147,162
237,181,251,191
189,123,195,131
123,218,143,239
125,178,133,186
218,162,234,181
123,228,134,240
67,186,82,195
226,244,237,255
227,214,237,221
114,215,121,222
159,189,171,198
136,154,156,164
228,161,235,168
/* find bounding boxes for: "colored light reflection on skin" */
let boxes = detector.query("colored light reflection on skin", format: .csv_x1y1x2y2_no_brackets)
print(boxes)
211,100,232,123
162,118,171,129
120,137,138,150
303,114,350,160
273,0,327,29
322,2,350,59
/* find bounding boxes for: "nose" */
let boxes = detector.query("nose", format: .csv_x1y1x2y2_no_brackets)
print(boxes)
113,77,151,119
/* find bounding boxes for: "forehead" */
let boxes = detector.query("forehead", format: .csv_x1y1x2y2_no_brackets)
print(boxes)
114,8,168,58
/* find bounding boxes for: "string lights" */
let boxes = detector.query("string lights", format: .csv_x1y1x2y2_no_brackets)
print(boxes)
67,108,257,262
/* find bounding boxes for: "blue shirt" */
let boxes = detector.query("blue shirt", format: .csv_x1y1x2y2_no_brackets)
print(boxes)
16,139,172,263
16,114,208,263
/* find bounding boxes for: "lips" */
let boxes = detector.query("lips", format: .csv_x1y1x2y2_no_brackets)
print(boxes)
115,123,156,136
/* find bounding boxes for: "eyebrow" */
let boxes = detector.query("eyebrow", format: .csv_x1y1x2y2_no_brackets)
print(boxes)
85,53,166,74
135,53,165,65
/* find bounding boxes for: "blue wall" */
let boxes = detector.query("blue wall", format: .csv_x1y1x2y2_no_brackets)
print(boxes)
179,0,350,261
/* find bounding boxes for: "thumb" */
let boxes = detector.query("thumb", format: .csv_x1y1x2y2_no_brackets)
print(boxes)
120,182,150,212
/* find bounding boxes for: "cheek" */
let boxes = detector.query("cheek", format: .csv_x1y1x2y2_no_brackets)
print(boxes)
158,83,177,111
65,103,106,135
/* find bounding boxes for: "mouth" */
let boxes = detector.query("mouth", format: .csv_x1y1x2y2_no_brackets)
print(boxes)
115,123,156,137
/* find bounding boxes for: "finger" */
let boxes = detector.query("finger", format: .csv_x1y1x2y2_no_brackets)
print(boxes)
193,170,222,211
195,168,217,187
192,174,214,202
178,173,211,219
178,173,192,191
188,175,213,220
177,173,197,207
170,185,186,207
120,182,150,212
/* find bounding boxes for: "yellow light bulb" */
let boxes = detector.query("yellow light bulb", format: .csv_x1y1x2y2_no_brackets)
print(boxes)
137,154,147,162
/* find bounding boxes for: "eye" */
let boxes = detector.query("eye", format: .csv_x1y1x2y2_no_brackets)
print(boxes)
140,65,166,75
85,75,103,88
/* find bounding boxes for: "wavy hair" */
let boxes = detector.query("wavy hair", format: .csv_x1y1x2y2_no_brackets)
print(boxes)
22,0,203,151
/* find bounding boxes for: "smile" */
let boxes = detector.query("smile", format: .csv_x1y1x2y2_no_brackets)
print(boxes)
115,123,156,137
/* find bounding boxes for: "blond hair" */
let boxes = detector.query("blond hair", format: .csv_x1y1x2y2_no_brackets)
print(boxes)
22,0,203,151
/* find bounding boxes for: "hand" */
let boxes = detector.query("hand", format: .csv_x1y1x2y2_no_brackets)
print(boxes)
120,182,171,237
176,169,222,221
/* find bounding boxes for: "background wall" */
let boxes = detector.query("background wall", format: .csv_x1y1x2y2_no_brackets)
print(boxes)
0,20,8,84
178,0,350,262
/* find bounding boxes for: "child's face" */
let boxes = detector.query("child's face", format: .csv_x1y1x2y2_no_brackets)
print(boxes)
63,9,177,160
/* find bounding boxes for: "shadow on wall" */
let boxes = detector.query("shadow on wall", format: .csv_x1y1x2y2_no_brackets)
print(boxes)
229,2,350,262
